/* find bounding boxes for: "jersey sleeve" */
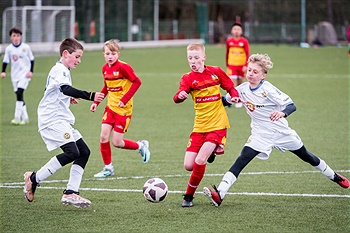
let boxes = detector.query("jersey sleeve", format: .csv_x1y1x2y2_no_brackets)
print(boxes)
243,38,250,66
119,63,142,104
2,47,10,64
173,74,191,103
266,82,293,107
217,67,239,98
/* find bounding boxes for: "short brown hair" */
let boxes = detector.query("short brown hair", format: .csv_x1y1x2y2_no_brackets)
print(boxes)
9,27,22,36
59,38,84,56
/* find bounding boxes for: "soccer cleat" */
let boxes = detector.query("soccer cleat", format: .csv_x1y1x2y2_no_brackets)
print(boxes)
332,173,350,189
11,119,20,125
207,152,216,163
138,140,150,164
182,194,194,207
94,167,114,178
23,171,38,202
203,186,222,207
61,193,91,208
19,120,29,125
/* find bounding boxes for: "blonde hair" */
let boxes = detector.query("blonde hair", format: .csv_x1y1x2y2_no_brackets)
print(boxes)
103,39,120,52
187,42,205,53
248,54,273,73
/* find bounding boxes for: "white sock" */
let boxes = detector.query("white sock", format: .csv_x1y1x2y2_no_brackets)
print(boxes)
314,159,335,179
36,156,62,183
14,101,23,122
105,163,113,169
21,104,29,122
66,164,84,193
217,171,237,199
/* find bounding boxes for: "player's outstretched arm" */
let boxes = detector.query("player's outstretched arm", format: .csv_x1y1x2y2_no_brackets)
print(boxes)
60,85,104,102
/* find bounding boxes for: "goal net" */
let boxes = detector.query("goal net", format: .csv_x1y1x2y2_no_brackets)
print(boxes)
2,6,75,52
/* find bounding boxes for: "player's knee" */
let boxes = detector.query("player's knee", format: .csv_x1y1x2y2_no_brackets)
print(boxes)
16,88,24,101
112,139,124,148
100,133,110,142
61,142,80,161
184,163,193,171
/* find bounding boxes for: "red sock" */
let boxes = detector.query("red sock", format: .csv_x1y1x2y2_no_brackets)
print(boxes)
185,162,206,195
100,142,112,165
123,139,139,150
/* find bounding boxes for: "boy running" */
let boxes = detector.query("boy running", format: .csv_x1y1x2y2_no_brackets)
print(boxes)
23,38,104,208
91,39,150,178
173,43,239,207
204,54,349,207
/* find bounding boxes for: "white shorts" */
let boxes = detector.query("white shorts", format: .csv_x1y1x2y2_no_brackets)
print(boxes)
245,129,303,160
12,78,31,92
39,121,82,151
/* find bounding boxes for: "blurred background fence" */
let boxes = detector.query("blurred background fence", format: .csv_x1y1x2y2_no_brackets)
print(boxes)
1,0,349,47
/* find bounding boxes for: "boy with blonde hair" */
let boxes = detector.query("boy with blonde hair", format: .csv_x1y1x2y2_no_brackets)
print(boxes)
173,42,239,207
91,39,150,178
204,54,349,207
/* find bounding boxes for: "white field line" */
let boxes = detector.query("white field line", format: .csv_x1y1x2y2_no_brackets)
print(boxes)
2,170,349,198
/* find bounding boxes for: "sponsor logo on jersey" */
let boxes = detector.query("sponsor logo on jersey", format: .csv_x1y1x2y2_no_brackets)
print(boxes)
192,80,199,87
245,101,255,112
63,133,71,139
107,86,123,92
12,54,19,61
196,94,220,103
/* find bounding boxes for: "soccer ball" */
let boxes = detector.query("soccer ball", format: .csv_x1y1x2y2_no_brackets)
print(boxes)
142,178,168,203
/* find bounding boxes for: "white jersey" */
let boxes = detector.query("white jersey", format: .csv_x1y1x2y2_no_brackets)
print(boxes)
37,62,75,131
235,80,302,159
236,80,294,134
2,42,34,81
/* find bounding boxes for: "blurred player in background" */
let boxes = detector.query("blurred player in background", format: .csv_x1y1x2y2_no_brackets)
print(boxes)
90,39,150,178
226,22,250,108
204,54,350,207
1,27,34,125
173,43,239,207
23,38,105,208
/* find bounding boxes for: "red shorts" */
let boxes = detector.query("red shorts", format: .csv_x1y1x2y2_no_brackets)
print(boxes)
102,106,132,133
186,129,227,155
227,66,245,79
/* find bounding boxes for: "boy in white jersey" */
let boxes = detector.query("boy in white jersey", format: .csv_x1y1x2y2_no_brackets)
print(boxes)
203,53,349,207
23,38,104,208
1,27,34,125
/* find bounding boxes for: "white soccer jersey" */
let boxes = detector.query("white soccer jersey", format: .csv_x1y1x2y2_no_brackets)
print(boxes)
2,42,34,81
37,62,75,131
236,80,294,134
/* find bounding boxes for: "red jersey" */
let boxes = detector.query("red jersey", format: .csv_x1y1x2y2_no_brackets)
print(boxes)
226,36,250,67
173,65,238,133
99,60,141,116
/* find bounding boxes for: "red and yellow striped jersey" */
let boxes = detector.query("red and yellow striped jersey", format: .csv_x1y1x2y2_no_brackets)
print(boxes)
174,65,238,133
99,60,141,116
226,36,250,67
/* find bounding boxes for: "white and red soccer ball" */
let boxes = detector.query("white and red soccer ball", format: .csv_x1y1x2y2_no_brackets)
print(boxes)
143,178,168,203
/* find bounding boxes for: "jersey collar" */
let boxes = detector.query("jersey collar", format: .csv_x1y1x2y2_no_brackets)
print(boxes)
250,80,265,92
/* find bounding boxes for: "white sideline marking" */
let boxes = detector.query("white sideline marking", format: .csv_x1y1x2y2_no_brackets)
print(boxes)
2,170,349,198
